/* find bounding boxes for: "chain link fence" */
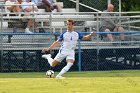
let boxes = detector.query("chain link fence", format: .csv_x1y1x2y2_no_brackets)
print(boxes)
0,0,140,72
1,35,140,72
60,0,119,12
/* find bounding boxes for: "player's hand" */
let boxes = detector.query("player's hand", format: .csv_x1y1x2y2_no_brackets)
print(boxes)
42,48,50,52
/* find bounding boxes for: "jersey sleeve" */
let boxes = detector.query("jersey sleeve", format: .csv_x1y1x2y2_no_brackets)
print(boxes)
57,31,66,42
77,32,83,40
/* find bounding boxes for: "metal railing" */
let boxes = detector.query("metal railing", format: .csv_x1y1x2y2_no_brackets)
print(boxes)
0,10,140,48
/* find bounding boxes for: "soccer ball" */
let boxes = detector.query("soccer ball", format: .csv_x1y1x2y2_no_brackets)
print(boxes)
46,70,54,78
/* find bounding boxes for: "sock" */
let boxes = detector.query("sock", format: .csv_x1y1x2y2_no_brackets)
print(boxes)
47,57,54,67
57,63,73,77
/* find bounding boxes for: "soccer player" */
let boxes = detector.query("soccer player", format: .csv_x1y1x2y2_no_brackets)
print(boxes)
42,19,94,79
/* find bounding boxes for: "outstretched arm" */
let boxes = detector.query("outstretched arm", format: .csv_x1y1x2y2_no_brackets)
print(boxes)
82,32,94,40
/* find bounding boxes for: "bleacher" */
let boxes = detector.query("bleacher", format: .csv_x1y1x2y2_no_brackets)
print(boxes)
0,1,140,49
0,1,98,50
0,1,95,32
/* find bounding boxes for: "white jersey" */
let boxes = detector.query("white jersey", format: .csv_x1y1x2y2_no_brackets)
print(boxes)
54,30,83,62
57,30,83,53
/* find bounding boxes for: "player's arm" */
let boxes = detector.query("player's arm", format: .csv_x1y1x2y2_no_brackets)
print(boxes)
43,32,64,52
42,41,60,51
48,41,60,50
82,32,94,40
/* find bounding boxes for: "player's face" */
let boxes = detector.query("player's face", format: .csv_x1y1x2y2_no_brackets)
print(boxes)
67,21,73,31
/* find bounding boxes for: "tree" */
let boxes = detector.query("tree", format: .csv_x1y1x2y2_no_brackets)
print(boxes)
60,0,140,12
122,0,140,11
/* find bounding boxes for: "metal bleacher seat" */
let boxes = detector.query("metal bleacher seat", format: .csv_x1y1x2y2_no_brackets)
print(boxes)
1,1,95,34
51,8,76,32
0,0,4,4
62,8,76,14
0,2,9,30
37,8,76,32
0,21,8,29
35,1,64,32
85,20,100,32
36,7,96,32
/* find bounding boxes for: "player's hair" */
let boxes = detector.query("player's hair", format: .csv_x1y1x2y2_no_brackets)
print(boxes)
67,19,74,25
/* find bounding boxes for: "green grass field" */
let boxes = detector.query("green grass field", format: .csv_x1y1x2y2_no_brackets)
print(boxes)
0,70,140,93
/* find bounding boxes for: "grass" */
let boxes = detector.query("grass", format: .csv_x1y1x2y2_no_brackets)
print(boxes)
0,70,140,93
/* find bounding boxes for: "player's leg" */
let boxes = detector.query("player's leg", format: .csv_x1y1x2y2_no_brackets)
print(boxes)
42,54,59,67
42,51,65,67
51,60,59,67
56,60,73,78
56,52,74,78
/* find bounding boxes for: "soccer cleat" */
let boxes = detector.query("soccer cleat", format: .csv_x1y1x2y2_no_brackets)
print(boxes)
42,54,51,59
55,75,65,79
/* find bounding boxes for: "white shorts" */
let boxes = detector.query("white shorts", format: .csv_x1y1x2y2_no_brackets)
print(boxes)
54,49,75,62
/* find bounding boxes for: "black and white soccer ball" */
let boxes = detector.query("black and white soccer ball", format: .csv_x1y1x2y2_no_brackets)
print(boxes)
46,70,54,78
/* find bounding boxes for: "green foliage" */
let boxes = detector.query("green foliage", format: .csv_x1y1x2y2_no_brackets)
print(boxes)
58,0,76,8
59,0,140,12
122,0,140,11
80,0,107,12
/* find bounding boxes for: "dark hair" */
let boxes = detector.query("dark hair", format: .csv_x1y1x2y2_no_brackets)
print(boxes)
67,19,74,25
